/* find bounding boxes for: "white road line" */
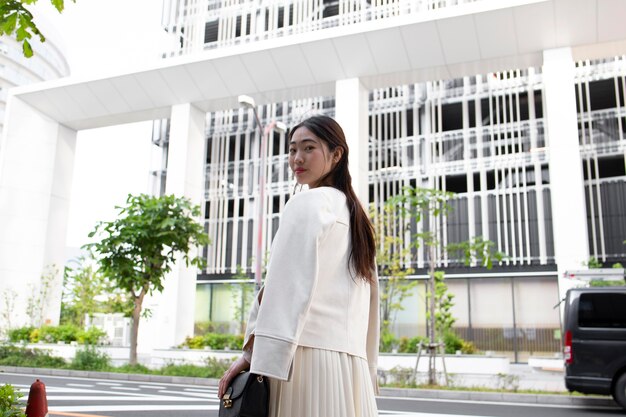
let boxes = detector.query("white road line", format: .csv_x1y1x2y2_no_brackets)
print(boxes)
110,387,141,391
379,412,484,417
48,405,219,412
66,383,94,388
138,385,167,389
44,395,217,402
183,387,213,393
157,391,216,399
96,382,122,386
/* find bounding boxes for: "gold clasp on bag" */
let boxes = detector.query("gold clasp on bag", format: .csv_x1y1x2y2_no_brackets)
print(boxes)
222,393,233,408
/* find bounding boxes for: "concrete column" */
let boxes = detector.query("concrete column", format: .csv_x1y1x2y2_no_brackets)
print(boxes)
543,48,589,300
0,95,76,331
139,103,206,351
335,78,369,204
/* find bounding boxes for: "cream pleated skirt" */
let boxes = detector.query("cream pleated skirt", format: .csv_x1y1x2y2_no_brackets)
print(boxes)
268,346,378,417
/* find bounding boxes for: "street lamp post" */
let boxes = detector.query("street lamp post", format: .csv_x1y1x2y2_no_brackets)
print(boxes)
238,95,286,292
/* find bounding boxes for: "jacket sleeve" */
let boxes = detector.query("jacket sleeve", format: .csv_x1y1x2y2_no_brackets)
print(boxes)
367,268,380,394
248,190,336,380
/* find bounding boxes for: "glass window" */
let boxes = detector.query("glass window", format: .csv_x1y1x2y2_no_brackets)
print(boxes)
579,293,626,328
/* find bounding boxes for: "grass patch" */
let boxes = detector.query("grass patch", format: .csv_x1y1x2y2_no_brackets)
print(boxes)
0,343,236,379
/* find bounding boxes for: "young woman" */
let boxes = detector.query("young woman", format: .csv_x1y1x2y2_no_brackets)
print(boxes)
218,115,379,417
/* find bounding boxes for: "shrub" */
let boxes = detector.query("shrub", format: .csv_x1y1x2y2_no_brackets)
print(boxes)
159,363,211,378
113,363,151,374
30,325,80,344
385,366,416,388
204,356,236,378
379,331,397,353
180,333,244,350
443,332,463,354
7,327,34,343
28,328,40,343
398,336,429,353
77,327,107,345
182,335,204,349
0,345,66,368
460,339,477,354
0,384,25,417
203,333,231,350
70,345,110,371
443,332,476,354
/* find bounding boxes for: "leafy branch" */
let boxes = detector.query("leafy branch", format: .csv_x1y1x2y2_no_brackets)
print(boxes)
0,0,76,57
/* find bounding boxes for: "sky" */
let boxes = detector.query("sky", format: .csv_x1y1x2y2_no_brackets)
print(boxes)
31,0,170,252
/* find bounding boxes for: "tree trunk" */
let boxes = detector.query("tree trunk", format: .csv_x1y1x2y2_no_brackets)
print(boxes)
130,299,141,365
428,245,437,385
129,287,147,365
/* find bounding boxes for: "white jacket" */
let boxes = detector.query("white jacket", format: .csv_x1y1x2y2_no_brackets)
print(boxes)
242,186,379,391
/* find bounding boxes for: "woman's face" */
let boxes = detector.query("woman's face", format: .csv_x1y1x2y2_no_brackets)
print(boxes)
288,126,336,188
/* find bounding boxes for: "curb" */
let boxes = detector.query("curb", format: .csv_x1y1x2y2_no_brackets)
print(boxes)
379,387,617,407
1,366,617,408
0,366,220,387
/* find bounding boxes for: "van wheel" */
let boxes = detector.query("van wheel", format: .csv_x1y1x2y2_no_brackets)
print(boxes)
614,373,626,410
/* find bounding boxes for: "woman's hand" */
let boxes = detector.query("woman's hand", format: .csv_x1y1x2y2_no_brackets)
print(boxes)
217,356,251,398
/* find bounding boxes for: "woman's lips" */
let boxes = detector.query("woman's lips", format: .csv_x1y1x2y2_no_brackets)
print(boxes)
294,169,306,175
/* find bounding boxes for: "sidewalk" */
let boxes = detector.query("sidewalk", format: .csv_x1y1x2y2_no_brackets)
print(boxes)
0,365,618,408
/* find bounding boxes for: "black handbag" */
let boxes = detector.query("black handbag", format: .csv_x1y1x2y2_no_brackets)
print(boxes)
219,371,269,417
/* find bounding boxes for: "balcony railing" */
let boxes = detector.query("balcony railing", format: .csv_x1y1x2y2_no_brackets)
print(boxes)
202,0,485,50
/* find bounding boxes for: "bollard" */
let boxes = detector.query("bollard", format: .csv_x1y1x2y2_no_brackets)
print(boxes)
25,379,49,417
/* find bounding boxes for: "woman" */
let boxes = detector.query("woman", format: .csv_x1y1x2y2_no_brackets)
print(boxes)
218,115,379,417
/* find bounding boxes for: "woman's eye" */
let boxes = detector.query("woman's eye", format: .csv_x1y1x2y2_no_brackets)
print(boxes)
305,146,314,151
289,149,295,154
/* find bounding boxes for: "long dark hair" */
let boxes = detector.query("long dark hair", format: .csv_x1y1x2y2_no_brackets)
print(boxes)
289,115,376,285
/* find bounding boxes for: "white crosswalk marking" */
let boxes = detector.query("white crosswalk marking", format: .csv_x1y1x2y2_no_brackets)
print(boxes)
65,383,94,388
48,405,220,412
379,412,485,417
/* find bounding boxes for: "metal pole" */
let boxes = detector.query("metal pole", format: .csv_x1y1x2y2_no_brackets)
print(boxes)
250,107,265,293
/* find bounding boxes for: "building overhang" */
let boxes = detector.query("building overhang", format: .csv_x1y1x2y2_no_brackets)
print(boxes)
9,0,626,130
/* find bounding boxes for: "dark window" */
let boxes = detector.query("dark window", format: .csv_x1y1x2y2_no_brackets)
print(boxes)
578,293,626,328
277,7,285,28
205,20,219,43
272,196,280,214
445,174,467,193
406,108,414,137
576,79,618,112
441,102,462,131
468,101,476,128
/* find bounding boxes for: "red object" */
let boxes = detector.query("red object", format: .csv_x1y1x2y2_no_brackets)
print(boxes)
564,330,573,365
25,379,49,417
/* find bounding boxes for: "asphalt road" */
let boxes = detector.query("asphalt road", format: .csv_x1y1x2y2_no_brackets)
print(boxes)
1,372,623,417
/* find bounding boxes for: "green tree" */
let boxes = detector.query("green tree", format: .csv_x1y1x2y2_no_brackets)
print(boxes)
227,265,254,335
85,194,209,365
25,264,57,327
0,289,18,337
371,203,417,352
389,186,505,385
0,0,75,58
61,257,107,327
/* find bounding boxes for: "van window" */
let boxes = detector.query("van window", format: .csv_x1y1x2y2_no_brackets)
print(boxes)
578,293,626,328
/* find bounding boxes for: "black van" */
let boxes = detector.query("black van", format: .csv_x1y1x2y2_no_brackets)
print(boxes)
563,287,626,409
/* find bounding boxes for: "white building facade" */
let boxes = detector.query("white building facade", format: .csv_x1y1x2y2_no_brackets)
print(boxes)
0,23,70,334
1,0,625,362
162,0,626,361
